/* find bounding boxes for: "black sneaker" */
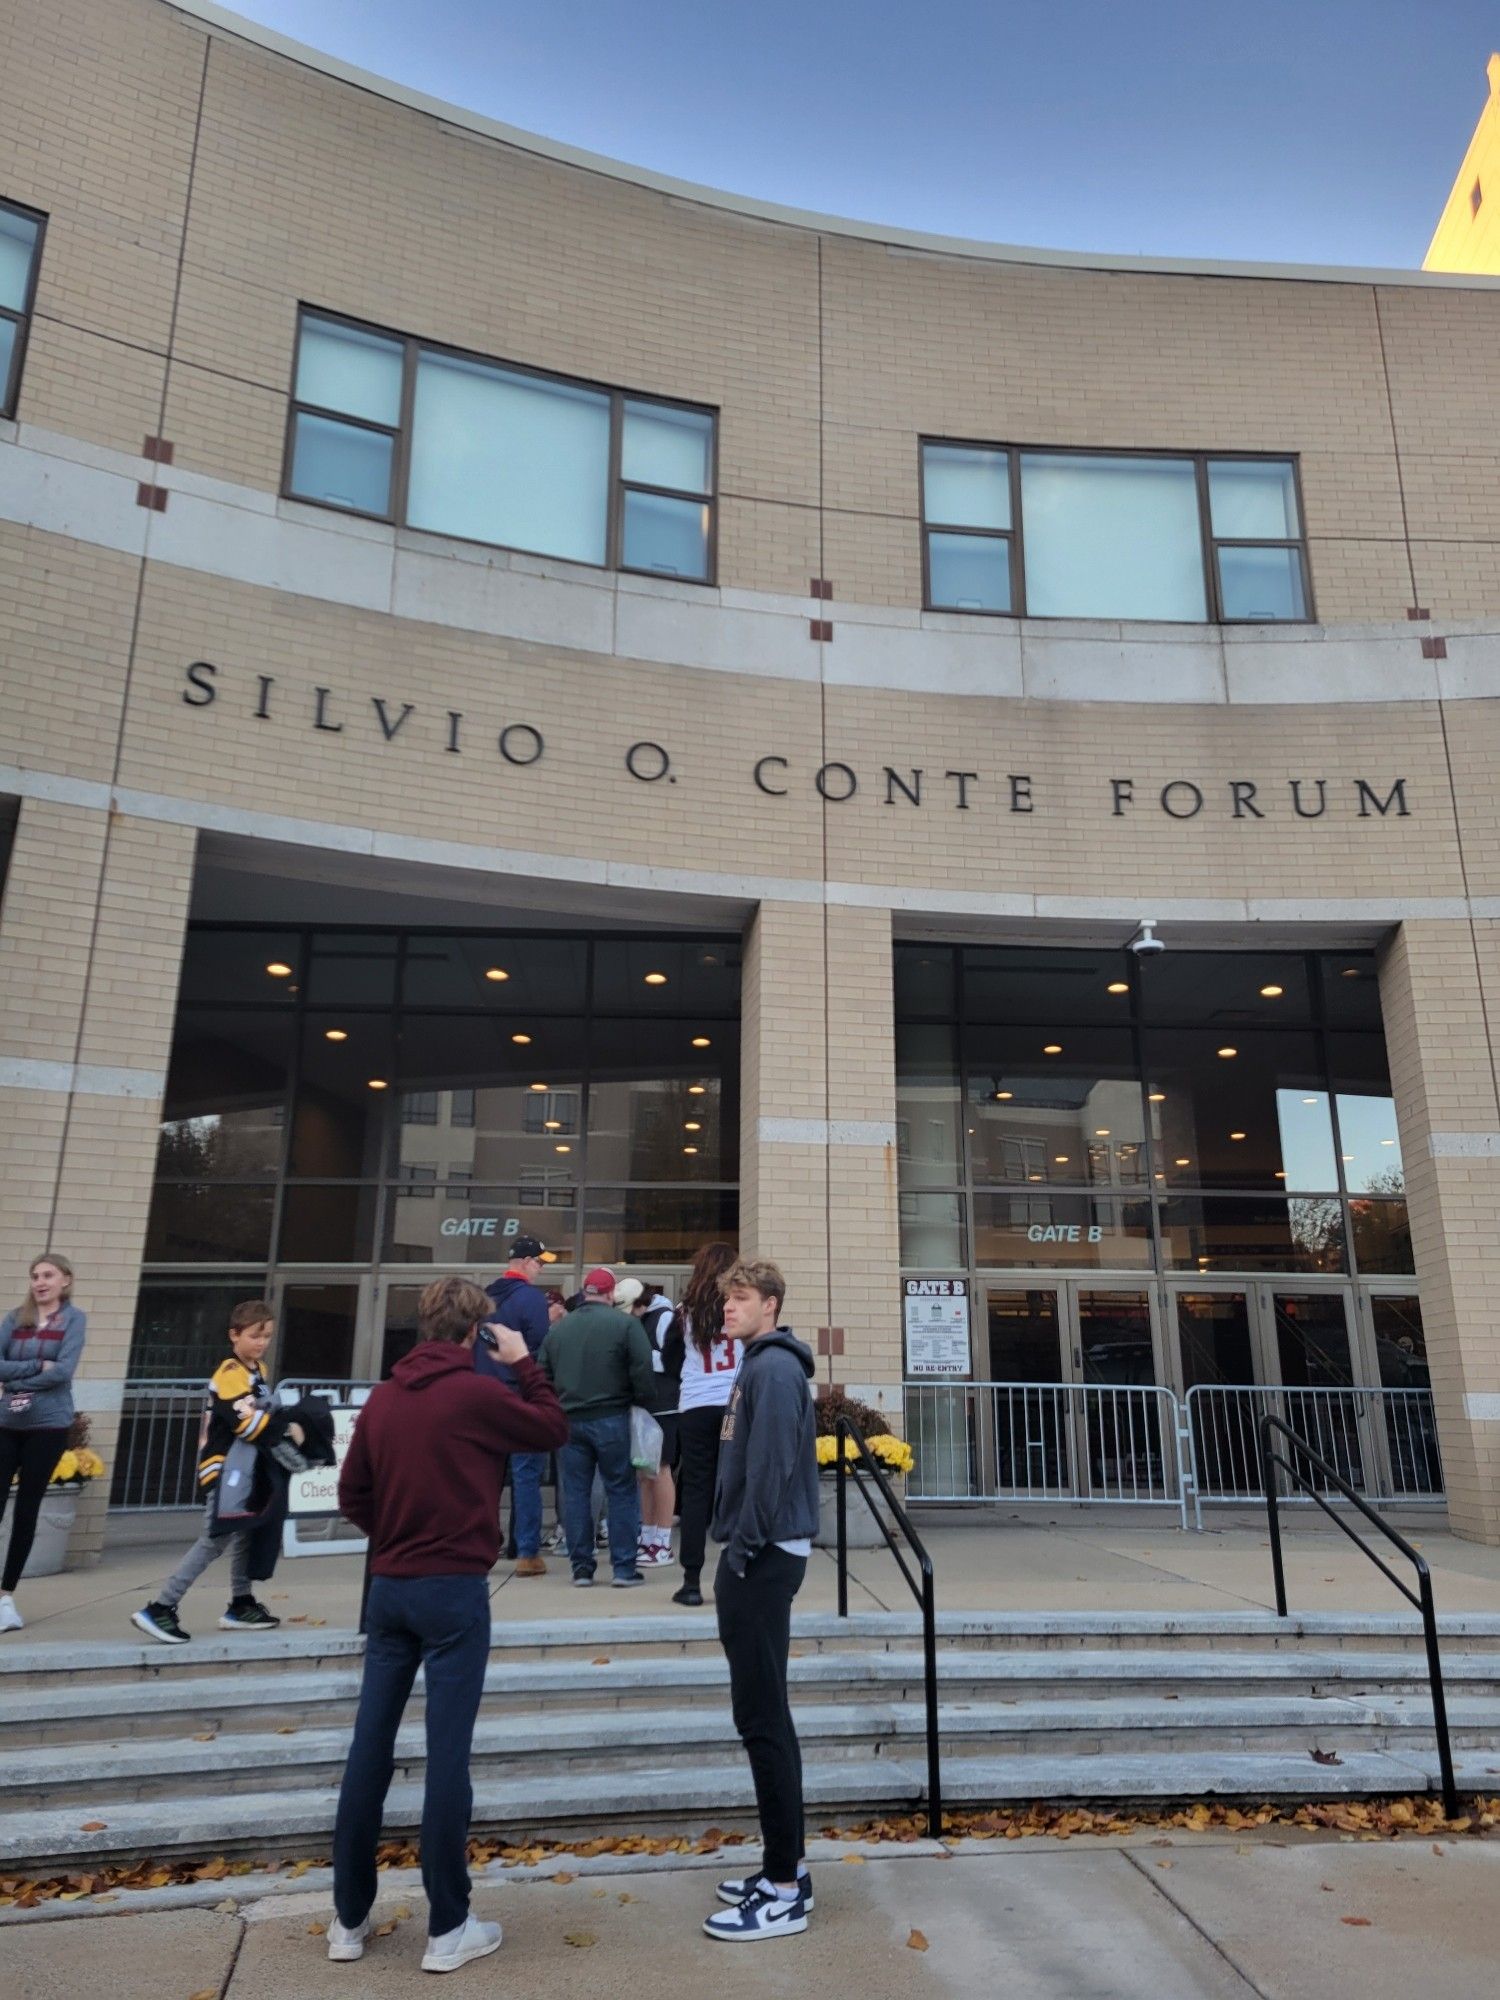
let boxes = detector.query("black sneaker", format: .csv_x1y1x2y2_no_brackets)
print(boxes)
219,1596,282,1631
703,1881,808,1942
717,1867,813,1912
132,1601,190,1646
672,1584,704,1607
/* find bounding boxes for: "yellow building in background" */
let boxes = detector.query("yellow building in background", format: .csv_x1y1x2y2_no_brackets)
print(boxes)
1426,53,1500,271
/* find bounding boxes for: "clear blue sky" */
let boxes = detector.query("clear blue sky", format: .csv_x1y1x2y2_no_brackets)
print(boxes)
223,0,1495,266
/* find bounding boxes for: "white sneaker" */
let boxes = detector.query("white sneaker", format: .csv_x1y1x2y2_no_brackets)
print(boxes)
422,1915,502,1973
0,1594,23,1633
326,1915,371,1962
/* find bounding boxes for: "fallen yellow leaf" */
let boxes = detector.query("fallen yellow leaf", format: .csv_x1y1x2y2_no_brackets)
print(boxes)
908,1929,929,1952
374,1921,397,1937
564,1932,597,1947
1341,1916,1373,1927
79,1822,108,1833
306,1922,326,1936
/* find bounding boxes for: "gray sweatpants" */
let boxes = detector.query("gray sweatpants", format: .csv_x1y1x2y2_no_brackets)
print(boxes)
158,1495,252,1610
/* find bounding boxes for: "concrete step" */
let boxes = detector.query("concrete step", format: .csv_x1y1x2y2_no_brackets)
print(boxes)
8,1646,1500,1748
0,1745,1468,1873
5,1692,1500,1810
9,1646,1500,1748
5,1609,1499,1688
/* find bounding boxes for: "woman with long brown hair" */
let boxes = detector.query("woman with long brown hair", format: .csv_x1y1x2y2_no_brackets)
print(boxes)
0,1254,86,1630
665,1241,739,1606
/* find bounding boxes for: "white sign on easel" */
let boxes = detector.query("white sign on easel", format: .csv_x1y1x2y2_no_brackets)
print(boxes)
903,1279,971,1377
282,1397,368,1559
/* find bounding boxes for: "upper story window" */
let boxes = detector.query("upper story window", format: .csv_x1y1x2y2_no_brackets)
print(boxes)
921,441,1311,623
286,309,716,583
0,199,45,421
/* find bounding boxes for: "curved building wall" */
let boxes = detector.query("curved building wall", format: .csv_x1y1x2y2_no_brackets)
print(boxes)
2,0,1500,1549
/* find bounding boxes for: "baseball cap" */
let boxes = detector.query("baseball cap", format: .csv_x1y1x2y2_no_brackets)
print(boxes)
510,1234,546,1261
613,1277,645,1310
583,1265,617,1295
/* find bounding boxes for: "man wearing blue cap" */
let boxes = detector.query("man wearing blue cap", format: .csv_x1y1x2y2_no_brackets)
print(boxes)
481,1235,553,1574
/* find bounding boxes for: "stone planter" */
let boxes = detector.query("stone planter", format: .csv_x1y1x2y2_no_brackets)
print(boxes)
21,1487,79,1578
813,1471,901,1550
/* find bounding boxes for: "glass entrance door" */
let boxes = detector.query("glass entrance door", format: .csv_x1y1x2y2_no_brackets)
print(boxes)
980,1283,1164,1497
272,1276,371,1385
1264,1287,1368,1489
984,1286,1069,1494
1172,1287,1260,1493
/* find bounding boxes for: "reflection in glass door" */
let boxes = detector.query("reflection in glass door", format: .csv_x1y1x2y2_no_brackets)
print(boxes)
985,1287,1069,1494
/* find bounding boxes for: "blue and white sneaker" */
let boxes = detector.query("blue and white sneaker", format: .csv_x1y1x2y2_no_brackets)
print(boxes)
716,1866,813,1911
703,1879,809,1942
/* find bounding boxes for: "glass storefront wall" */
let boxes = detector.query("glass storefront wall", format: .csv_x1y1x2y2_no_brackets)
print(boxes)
133,926,740,1380
897,944,1421,1429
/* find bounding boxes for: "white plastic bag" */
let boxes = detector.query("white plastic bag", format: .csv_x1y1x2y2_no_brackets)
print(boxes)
629,1404,664,1474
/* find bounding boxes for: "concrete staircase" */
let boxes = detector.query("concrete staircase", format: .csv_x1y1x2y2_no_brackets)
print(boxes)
4,1611,1500,1872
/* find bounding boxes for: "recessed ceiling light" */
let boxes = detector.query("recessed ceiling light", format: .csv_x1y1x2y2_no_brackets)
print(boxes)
1260,984,1284,998
683,1145,699,1155
1043,1044,1062,1055
691,1036,712,1049
684,1121,702,1132
1217,1046,1238,1059
644,972,668,986
1154,1172,1165,1181
1230,1131,1246,1141
512,1033,532,1045
554,1143,571,1154
1149,1091,1166,1103
544,1120,561,1131
530,1082,548,1092
367,1078,388,1091
688,1084,706,1095
1175,1157,1190,1166
1055,1155,1070,1164
266,961,292,978
485,967,509,982
1095,1128,1110,1137
1341,967,1361,978
995,1090,1013,1101
1028,1172,1043,1182
1107,982,1128,995
324,1028,348,1042
1275,1170,1286,1179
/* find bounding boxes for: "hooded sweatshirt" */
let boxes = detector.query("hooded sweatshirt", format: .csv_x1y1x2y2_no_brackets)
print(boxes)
338,1342,568,1577
710,1328,819,1577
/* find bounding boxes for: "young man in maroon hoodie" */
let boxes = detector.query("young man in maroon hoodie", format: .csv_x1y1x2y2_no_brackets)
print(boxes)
327,1277,567,1975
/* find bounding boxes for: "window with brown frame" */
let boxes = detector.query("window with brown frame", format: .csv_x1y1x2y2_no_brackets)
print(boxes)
921,441,1312,623
285,309,717,583
0,199,45,421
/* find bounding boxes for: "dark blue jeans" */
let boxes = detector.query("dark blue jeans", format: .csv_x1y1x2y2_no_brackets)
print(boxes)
559,1412,639,1580
509,1450,547,1560
332,1574,490,1938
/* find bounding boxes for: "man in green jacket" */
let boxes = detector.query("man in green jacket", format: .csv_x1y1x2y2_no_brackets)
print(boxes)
539,1268,656,1587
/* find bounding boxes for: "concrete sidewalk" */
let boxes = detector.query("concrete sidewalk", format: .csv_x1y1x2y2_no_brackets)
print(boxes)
10,1834,1500,2000
9,1507,1500,1646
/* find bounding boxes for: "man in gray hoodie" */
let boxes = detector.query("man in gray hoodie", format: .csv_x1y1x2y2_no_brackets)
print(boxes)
701,1257,818,1944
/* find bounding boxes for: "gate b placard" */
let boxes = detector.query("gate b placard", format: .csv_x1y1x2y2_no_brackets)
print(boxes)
904,1279,972,1377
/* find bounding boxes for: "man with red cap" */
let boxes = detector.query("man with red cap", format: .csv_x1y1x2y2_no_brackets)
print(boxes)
538,1268,656,1587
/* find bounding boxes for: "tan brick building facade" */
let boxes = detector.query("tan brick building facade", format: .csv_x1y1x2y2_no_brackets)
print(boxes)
3,0,1500,1556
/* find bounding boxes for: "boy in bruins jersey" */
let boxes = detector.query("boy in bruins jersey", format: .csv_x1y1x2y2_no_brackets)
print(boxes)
133,1299,286,1644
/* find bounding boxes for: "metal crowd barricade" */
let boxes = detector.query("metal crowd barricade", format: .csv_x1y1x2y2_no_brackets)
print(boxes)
109,1379,210,1510
1184,1384,1443,1528
905,1380,1192,1529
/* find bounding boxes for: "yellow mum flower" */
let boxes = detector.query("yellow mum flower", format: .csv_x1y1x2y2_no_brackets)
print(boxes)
49,1450,80,1483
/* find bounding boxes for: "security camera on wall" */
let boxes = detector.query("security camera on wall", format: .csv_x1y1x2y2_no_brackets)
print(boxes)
1127,920,1166,957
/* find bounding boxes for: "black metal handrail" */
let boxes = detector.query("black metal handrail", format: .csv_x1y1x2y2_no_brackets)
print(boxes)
1259,1412,1460,1820
833,1417,942,1838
